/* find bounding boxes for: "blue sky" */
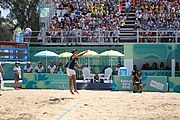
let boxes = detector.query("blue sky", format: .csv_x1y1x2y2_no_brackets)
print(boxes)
0,7,10,17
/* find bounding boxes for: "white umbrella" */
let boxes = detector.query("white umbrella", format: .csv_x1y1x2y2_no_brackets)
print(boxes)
100,50,124,68
34,50,58,72
79,50,99,65
58,52,72,58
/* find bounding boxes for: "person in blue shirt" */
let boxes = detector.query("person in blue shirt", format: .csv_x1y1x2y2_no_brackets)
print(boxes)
132,71,143,93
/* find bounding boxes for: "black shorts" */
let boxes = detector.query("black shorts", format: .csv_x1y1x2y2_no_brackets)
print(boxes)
133,83,142,86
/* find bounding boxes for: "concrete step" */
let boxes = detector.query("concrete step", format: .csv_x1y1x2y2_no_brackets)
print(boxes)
120,28,134,31
120,33,136,36
126,20,135,22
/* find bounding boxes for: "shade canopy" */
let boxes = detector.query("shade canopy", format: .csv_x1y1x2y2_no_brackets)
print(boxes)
58,52,72,58
34,50,58,57
79,50,99,57
99,50,124,57
34,50,58,73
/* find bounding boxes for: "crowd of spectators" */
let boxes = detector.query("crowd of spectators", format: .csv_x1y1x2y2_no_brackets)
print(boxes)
24,61,66,74
47,0,132,43
42,0,180,43
140,62,180,70
134,0,180,42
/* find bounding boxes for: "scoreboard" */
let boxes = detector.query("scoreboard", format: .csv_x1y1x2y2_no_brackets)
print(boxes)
0,42,28,61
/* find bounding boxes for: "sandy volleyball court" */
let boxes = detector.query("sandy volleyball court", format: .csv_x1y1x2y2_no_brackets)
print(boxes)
0,90,180,120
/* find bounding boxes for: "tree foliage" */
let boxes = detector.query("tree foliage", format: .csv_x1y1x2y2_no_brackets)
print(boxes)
0,17,14,41
0,0,40,31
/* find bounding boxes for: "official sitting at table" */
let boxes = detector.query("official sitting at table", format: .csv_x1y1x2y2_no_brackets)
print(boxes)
35,61,45,73
132,71,143,93
24,61,33,73
47,61,56,74
57,62,64,74
115,63,121,75
85,63,92,72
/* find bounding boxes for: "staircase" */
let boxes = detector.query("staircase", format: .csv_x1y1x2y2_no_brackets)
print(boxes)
119,4,137,43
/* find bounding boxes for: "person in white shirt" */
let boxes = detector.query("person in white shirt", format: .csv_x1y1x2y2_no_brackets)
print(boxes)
35,61,45,73
125,0,131,16
47,61,56,74
24,26,32,42
24,62,33,73
84,63,92,72
13,61,21,90
24,26,32,36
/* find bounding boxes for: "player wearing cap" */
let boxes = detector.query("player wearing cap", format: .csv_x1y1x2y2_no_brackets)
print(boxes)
47,61,56,74
66,49,88,95
35,61,45,73
13,61,21,90
24,61,33,73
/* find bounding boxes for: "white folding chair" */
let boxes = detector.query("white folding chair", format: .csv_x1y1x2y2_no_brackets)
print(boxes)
98,68,112,83
82,67,95,83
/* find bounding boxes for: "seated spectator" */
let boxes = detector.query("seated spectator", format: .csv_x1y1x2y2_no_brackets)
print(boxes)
115,63,121,75
151,62,158,70
159,62,165,70
57,62,64,74
132,71,143,93
141,63,150,70
47,61,56,74
175,62,179,70
24,62,33,73
141,64,147,70
84,63,92,72
35,61,45,73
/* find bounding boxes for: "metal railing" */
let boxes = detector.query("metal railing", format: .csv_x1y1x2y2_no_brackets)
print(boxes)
13,29,180,45
137,29,180,43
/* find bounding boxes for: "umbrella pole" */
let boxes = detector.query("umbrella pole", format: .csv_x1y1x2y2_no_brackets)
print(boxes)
46,56,47,73
88,57,89,66
111,57,112,68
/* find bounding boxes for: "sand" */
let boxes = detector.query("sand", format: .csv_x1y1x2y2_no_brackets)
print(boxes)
0,90,180,120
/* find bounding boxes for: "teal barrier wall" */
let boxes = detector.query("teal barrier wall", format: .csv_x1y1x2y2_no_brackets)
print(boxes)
141,70,171,77
169,77,180,92
2,62,26,80
22,73,69,89
112,75,168,92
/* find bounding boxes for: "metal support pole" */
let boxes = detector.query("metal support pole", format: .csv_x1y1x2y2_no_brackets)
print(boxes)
175,30,178,43
137,29,139,43
156,30,158,43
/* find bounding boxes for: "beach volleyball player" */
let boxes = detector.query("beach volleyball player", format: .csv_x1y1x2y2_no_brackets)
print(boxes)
66,49,88,95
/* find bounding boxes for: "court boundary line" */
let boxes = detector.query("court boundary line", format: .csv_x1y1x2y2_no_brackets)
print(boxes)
55,101,80,120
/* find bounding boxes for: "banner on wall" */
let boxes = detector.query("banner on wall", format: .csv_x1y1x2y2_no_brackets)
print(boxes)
112,75,168,92
22,73,69,89
112,76,133,91
169,77,180,92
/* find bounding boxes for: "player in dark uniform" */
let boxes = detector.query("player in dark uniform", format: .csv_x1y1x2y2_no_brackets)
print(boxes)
132,71,143,93
66,49,88,95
